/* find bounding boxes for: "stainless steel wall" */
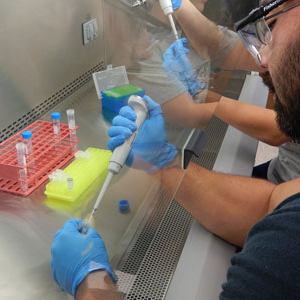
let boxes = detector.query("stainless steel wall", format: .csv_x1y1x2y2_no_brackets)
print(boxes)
0,0,253,140
0,0,104,134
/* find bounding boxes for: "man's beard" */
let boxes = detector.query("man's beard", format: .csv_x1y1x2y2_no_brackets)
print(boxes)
261,36,300,142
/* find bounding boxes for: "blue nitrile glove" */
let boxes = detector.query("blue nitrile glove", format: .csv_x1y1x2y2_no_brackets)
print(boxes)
51,219,116,296
107,95,178,173
163,38,200,97
171,0,182,10
155,0,182,10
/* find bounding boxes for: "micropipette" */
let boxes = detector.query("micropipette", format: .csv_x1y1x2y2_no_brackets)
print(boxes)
81,95,148,234
132,0,179,40
159,0,179,40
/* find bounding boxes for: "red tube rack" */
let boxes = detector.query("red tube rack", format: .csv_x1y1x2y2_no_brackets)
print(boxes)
0,120,79,196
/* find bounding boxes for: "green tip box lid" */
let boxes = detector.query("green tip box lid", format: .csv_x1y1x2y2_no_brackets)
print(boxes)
100,84,145,113
102,84,144,98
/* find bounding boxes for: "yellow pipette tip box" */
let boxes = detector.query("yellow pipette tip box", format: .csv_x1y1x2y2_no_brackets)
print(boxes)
44,147,111,202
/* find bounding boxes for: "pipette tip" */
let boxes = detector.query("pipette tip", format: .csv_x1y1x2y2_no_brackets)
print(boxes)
88,212,95,224
79,220,90,235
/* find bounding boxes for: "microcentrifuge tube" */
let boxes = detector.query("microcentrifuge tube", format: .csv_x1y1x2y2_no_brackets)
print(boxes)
67,177,73,191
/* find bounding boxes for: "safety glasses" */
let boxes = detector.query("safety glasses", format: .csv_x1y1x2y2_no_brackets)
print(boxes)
234,0,300,64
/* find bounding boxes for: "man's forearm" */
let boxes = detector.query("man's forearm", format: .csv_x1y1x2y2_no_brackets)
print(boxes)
75,271,123,300
159,162,276,246
161,93,217,130
214,96,291,146
173,0,263,72
173,0,224,59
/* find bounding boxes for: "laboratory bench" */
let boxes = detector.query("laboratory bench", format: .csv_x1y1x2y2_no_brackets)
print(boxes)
0,73,268,300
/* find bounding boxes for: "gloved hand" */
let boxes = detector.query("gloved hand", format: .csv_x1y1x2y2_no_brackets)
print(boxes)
107,95,178,173
51,219,116,296
155,0,182,10
170,0,182,10
163,38,200,97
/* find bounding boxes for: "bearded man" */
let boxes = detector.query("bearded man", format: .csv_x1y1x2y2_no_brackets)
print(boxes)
51,1,300,299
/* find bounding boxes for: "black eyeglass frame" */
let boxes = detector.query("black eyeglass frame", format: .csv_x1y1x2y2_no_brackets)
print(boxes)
234,0,300,46
233,0,288,32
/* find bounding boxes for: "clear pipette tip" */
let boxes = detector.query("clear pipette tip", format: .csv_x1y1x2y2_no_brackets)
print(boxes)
79,220,90,235
80,172,114,235
79,214,94,235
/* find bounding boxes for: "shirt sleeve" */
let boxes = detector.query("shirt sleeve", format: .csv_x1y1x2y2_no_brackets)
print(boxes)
220,193,300,300
210,26,239,72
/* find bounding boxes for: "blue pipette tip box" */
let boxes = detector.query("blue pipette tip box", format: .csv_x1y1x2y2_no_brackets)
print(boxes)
101,85,145,113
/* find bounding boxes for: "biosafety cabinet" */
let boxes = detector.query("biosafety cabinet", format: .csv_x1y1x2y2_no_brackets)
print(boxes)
0,0,267,299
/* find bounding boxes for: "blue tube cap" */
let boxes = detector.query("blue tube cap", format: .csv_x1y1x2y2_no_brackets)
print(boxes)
51,112,61,120
22,130,33,139
119,199,130,212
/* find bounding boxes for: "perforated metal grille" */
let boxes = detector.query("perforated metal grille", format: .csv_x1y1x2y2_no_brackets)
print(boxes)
120,189,173,276
192,116,228,168
116,116,229,300
126,200,192,300
0,62,105,143
117,191,193,300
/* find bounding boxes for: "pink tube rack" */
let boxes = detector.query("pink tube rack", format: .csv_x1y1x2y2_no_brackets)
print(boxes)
0,120,79,196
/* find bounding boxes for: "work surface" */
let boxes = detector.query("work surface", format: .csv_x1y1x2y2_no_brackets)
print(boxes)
0,81,158,299
0,74,269,300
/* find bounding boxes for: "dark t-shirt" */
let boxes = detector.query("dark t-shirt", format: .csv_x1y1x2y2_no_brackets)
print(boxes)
220,193,300,300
